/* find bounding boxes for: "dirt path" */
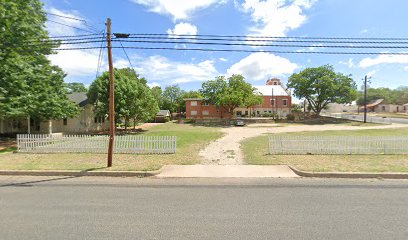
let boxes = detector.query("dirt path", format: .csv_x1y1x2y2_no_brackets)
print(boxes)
199,123,408,165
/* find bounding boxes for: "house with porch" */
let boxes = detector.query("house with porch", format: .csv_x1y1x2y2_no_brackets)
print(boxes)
185,78,292,119
0,92,109,135
365,99,406,113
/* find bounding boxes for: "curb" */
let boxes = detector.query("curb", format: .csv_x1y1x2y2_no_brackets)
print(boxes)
289,166,408,179
0,169,161,177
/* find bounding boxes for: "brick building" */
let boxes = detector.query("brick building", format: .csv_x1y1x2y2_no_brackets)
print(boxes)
185,78,292,119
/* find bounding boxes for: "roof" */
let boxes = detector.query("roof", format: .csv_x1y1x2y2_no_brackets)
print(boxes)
68,92,88,107
156,110,170,116
253,85,289,96
366,99,384,108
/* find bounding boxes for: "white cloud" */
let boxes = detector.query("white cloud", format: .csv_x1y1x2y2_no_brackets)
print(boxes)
45,8,102,81
226,52,298,81
239,0,317,36
120,55,219,84
359,54,408,68
366,70,376,78
339,58,355,68
219,57,228,62
167,22,198,36
404,66,408,71
46,8,87,36
131,0,223,20
147,82,161,88
48,47,102,78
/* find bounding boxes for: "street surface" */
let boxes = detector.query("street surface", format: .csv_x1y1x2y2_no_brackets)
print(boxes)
0,176,407,240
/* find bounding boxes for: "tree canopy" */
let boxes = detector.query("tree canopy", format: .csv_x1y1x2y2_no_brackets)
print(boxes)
67,82,87,93
288,65,357,116
200,74,263,115
356,86,408,106
161,85,186,113
0,0,78,121
88,68,159,129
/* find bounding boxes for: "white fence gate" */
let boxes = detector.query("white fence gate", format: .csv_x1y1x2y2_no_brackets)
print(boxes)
269,136,408,155
17,134,176,154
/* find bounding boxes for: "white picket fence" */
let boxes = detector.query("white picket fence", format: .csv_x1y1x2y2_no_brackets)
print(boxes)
17,134,176,154
269,136,408,155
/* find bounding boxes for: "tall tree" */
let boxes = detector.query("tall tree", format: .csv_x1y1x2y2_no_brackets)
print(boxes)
88,68,159,131
162,85,185,113
67,82,87,93
151,86,163,109
0,0,78,125
200,74,263,116
288,65,357,116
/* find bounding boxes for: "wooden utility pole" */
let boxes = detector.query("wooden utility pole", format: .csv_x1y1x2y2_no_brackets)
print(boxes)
106,18,115,167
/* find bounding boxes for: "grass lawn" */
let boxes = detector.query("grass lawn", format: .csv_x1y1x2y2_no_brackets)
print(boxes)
0,122,223,171
242,128,408,173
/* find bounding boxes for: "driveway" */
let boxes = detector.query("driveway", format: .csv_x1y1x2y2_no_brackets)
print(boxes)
199,123,408,165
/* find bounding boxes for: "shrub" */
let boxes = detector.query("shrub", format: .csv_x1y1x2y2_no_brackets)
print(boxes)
286,114,295,121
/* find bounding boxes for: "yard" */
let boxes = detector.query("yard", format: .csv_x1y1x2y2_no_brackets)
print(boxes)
242,128,408,173
0,122,222,171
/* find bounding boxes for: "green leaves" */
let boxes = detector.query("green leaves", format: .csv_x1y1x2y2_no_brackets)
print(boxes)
88,68,159,124
0,0,78,121
200,74,263,113
288,65,357,115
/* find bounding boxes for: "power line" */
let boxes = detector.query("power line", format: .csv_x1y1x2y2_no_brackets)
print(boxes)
47,19,97,33
114,39,408,49
96,31,106,78
122,35,408,44
39,46,408,55
130,33,408,41
47,12,87,22
118,40,135,70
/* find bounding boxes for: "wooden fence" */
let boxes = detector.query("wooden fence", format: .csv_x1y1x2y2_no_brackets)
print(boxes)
269,136,408,155
17,134,176,154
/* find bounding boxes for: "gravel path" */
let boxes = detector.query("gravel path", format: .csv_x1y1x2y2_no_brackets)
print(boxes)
199,123,408,165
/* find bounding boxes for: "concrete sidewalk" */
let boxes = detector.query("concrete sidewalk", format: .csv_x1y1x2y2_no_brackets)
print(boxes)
157,165,300,178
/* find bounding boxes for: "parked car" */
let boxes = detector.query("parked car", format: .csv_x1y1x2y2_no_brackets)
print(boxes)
234,119,245,126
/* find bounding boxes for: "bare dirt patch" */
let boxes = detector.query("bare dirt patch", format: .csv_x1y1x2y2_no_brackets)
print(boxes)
199,123,408,165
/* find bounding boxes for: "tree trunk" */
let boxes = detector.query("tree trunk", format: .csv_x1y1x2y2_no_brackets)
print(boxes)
27,116,30,134
124,117,128,133
48,120,52,134
133,118,136,130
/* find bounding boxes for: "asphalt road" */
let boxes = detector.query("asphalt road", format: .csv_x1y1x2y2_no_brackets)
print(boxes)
0,176,407,240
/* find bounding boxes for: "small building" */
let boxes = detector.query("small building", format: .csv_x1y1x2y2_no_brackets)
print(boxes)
155,110,171,123
0,92,108,135
365,99,406,113
185,78,292,119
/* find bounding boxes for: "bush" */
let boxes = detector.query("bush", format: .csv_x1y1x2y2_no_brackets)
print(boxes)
286,114,295,121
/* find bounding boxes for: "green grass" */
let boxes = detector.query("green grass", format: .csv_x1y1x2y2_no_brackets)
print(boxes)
242,127,408,173
0,123,223,171
0,147,17,154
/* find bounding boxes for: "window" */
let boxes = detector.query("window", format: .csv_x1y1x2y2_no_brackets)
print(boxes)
191,111,197,116
191,101,197,106
273,82,277,85
63,118,67,126
271,99,276,106
282,99,288,106
202,110,209,116
381,106,386,111
94,117,98,123
202,101,209,106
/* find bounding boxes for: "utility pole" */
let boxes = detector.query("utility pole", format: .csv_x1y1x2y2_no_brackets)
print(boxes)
363,75,368,123
106,18,115,167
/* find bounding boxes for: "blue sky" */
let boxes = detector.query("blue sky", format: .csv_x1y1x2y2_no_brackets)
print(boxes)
42,0,408,91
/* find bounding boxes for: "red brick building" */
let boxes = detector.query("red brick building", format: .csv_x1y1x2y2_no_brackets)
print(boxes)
185,78,292,119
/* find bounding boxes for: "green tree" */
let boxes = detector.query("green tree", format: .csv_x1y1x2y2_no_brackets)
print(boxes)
200,74,263,117
162,85,185,113
67,82,87,93
151,86,163,109
0,0,78,126
288,65,357,116
88,68,159,131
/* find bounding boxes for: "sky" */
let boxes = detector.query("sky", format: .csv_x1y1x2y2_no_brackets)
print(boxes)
42,0,408,92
